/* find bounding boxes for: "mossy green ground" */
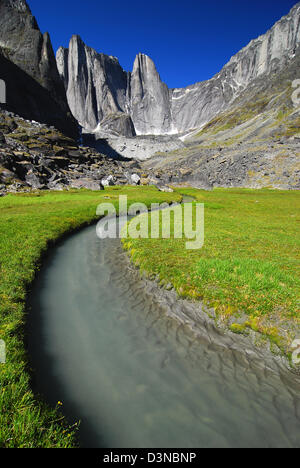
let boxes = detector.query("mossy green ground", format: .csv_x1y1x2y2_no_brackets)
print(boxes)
123,188,300,356
1,186,299,447
0,187,180,448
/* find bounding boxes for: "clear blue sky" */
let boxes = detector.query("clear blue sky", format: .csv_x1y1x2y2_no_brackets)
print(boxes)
27,0,298,89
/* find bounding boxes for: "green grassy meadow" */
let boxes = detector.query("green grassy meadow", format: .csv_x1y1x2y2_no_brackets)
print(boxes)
0,186,299,447
123,188,300,356
0,187,180,448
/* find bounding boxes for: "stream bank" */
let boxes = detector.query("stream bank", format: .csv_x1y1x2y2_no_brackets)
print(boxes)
27,219,300,448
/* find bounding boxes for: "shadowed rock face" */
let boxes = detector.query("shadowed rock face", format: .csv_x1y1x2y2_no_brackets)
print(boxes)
98,113,136,138
0,0,77,138
57,3,300,136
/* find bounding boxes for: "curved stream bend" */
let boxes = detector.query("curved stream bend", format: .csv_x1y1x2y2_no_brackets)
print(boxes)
28,209,300,448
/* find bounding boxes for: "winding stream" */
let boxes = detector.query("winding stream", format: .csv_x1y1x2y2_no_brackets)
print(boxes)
28,213,300,448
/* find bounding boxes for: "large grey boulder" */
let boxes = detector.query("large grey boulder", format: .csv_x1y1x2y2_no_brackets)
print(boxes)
130,173,141,185
101,175,115,187
70,178,104,191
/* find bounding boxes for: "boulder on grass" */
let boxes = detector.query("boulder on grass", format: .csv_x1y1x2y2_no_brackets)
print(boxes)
101,175,115,187
131,173,141,185
71,178,104,191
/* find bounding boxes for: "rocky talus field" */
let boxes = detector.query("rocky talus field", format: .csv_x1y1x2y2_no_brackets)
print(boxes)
0,111,150,194
0,1,299,190
140,44,300,190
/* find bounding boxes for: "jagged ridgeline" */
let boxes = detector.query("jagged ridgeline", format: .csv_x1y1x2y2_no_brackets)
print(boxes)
0,0,299,189
57,2,300,137
0,0,77,138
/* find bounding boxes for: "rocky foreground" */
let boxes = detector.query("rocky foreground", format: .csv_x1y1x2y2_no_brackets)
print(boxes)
0,111,146,195
0,1,299,193
141,135,300,191
1,108,299,195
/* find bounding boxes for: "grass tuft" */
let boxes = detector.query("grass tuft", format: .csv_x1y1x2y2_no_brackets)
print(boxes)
0,187,180,447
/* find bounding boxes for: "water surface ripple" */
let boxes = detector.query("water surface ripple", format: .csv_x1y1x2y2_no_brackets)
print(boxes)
28,225,300,448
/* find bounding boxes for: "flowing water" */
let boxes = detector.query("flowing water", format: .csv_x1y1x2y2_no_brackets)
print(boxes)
28,218,300,448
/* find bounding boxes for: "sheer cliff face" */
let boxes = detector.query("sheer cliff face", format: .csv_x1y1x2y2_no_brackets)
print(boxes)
0,0,77,137
57,2,300,136
57,35,129,132
171,2,300,132
130,53,172,135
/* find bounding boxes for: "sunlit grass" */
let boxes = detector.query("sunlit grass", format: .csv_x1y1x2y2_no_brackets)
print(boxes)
123,188,300,354
0,187,180,448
